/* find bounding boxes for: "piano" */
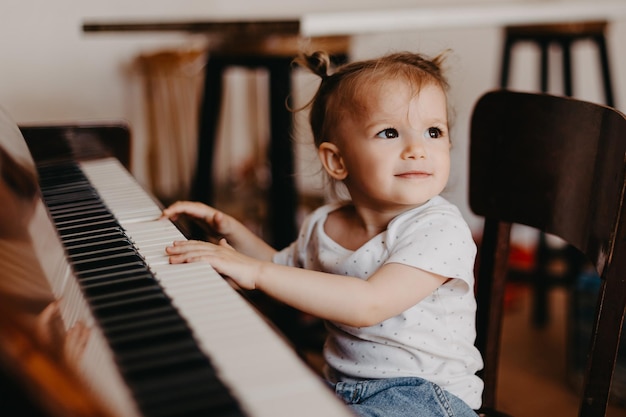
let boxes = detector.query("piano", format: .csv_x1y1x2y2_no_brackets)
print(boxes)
0,114,353,417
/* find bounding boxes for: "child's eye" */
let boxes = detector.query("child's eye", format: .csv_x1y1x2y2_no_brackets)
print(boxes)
424,127,443,139
376,128,399,139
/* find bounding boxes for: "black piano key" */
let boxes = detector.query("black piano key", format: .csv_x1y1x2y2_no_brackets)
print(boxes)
75,260,149,280
36,162,82,178
51,210,115,225
123,348,214,378
47,200,107,216
113,337,201,368
41,189,100,205
80,272,156,293
86,285,165,306
107,323,244,415
40,179,92,193
65,237,133,256
69,244,138,262
102,312,187,337
96,303,179,328
64,232,129,248
138,384,240,417
41,182,94,197
90,291,172,317
106,321,194,353
77,267,153,285
71,253,146,273
59,226,125,245
56,218,121,235
125,354,240,413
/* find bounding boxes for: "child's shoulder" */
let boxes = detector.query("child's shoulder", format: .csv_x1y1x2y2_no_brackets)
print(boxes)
398,196,464,222
389,196,472,238
297,201,347,234
308,201,346,220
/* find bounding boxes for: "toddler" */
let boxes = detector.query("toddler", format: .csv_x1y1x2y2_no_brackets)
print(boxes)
162,50,483,417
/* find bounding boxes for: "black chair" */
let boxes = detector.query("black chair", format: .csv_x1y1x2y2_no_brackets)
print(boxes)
499,20,617,328
500,21,614,106
469,90,626,417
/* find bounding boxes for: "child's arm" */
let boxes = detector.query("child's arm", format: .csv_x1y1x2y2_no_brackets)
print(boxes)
165,239,446,327
161,201,276,261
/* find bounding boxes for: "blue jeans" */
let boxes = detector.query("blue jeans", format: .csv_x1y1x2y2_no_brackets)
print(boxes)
331,377,478,417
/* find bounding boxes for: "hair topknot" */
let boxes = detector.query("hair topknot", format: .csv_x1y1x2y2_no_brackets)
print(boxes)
294,50,331,80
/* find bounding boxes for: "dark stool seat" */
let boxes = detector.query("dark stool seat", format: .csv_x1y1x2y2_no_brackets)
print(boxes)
192,35,349,248
500,20,614,106
498,21,616,327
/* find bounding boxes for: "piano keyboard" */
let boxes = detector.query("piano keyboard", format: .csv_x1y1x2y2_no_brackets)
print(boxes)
37,157,353,417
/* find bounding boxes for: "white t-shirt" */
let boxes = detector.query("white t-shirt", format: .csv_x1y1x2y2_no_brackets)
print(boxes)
273,196,484,409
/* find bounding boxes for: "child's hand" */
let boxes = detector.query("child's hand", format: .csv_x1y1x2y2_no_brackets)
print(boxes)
35,301,90,365
64,320,90,366
165,238,262,290
35,301,65,359
162,201,276,261
161,201,235,238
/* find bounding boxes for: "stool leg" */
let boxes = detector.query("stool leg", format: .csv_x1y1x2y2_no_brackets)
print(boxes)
532,232,551,327
595,34,615,107
499,34,514,88
268,58,297,249
540,40,549,93
535,39,553,327
192,57,224,207
562,39,574,97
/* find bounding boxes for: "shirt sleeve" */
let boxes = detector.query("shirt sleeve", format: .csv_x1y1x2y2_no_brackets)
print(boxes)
272,204,323,267
385,203,477,286
272,241,298,267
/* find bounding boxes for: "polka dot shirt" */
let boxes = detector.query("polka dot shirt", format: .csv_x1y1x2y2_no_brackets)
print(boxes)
273,196,484,409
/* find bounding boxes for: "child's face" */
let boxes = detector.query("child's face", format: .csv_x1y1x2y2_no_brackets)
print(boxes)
333,79,450,210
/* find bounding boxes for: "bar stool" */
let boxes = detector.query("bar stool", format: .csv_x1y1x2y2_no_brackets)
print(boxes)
191,35,350,249
500,20,615,106
498,20,616,327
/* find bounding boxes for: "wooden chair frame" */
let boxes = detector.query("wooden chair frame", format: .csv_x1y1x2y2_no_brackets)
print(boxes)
469,90,626,417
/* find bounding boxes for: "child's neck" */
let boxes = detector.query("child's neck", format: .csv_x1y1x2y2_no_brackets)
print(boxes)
325,203,406,250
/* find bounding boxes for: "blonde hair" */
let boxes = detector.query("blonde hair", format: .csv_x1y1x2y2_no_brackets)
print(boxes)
294,50,450,148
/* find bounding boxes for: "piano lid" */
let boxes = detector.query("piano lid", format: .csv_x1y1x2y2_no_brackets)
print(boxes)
19,123,131,170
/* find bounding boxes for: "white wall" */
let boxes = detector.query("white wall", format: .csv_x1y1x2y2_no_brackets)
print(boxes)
2,0,625,231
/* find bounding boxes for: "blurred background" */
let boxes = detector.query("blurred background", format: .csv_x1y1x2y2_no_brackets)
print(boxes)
2,1,626,414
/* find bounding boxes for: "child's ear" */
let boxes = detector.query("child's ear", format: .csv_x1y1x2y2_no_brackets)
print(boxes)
318,142,347,180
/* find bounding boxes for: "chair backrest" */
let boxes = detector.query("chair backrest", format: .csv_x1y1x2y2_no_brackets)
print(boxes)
18,123,131,170
469,90,626,416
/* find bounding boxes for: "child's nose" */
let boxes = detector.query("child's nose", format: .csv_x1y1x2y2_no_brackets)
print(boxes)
402,137,427,159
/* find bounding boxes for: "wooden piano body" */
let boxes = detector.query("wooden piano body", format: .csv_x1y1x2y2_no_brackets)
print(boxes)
0,107,352,417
